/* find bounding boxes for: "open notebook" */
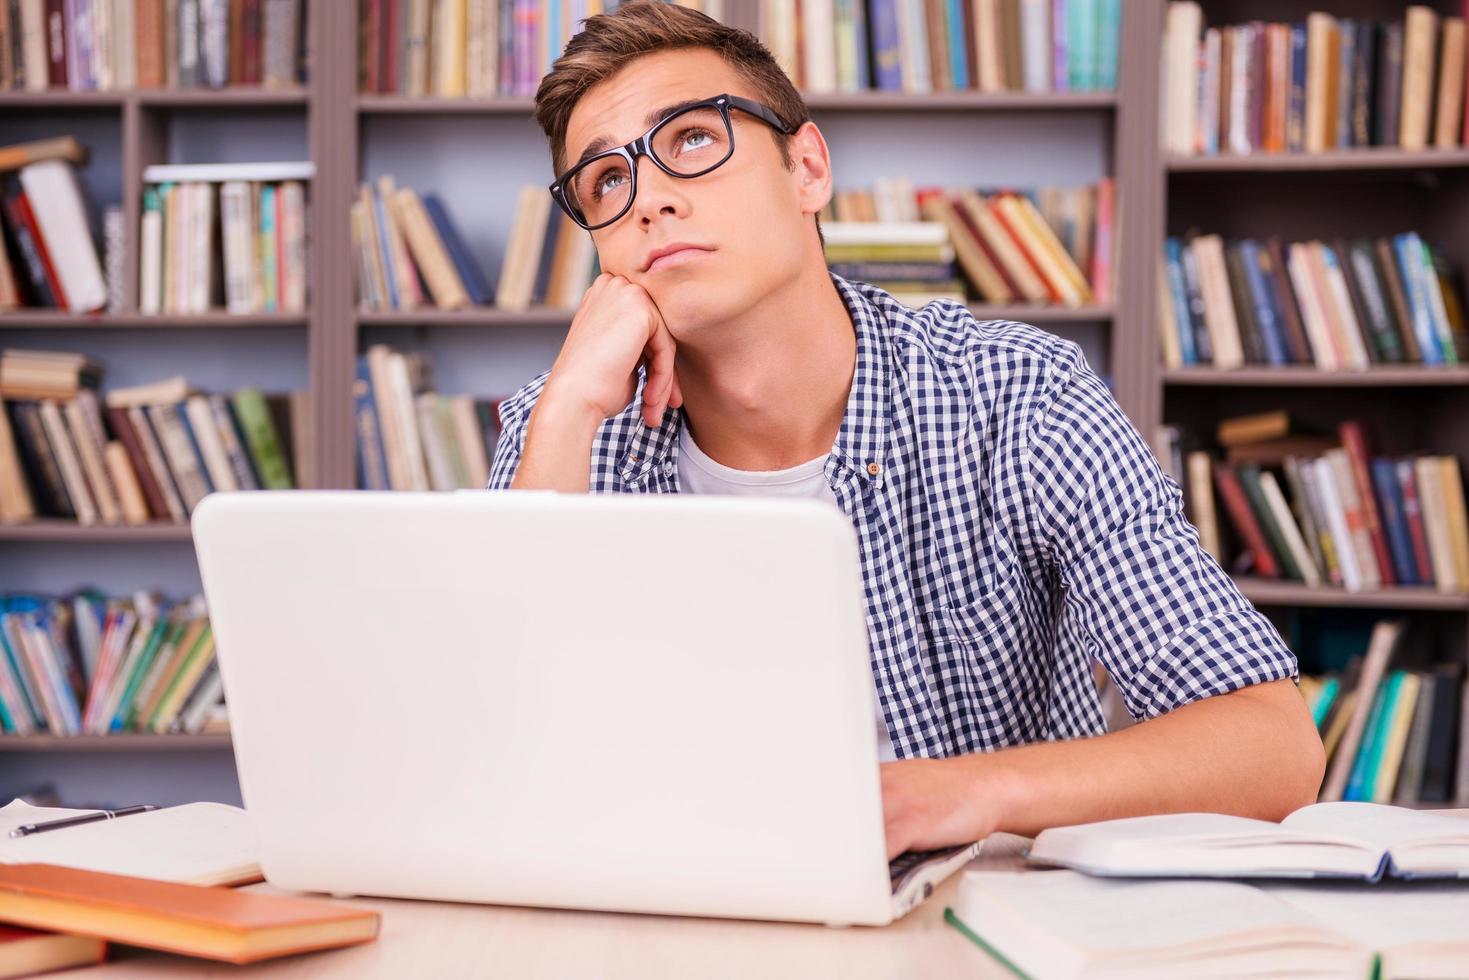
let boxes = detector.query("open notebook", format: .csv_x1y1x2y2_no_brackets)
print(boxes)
947,869,1469,980
1026,802,1469,881
0,800,259,886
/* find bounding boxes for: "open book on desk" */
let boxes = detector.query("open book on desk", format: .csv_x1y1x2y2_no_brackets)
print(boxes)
947,868,1469,980
1026,802,1469,882
0,800,259,886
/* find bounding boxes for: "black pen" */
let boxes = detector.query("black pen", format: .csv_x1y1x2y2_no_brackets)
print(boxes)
8,805,160,839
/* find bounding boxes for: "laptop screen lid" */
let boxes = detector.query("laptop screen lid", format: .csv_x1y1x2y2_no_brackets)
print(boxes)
193,491,896,925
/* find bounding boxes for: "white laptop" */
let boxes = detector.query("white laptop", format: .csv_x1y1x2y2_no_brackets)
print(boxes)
191,491,980,926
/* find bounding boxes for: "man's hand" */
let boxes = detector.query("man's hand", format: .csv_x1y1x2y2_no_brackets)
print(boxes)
880,756,1007,860
543,272,683,429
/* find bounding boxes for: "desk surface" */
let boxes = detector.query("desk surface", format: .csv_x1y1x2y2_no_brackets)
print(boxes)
47,812,1469,979
51,835,1037,980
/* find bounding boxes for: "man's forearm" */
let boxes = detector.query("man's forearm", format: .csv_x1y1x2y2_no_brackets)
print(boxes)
881,679,1326,856
510,392,603,492
983,679,1325,836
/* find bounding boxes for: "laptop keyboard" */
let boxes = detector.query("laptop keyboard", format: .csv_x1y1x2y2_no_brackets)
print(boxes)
888,844,969,894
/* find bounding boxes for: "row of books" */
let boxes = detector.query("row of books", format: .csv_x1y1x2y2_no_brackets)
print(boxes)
355,177,492,312
1164,4,1469,156
0,0,305,92
0,139,108,314
356,344,502,491
1160,232,1469,371
0,592,225,738
822,220,962,307
1312,619,1467,806
355,0,1120,98
141,162,312,316
0,349,301,526
1174,414,1469,594
859,181,1109,307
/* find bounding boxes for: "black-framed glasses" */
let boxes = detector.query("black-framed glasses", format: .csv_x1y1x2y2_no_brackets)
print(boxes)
549,93,798,231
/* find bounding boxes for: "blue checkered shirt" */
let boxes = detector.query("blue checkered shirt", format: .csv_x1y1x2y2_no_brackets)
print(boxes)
487,273,1298,759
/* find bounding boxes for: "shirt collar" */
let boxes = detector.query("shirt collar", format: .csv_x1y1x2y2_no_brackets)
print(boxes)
615,271,891,492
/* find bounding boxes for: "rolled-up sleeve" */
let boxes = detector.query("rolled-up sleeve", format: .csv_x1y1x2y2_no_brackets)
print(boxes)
1019,354,1298,722
485,371,550,490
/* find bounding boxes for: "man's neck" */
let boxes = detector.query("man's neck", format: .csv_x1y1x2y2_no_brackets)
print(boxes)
673,260,856,472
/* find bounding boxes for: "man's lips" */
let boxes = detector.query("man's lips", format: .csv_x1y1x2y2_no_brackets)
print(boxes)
643,246,713,273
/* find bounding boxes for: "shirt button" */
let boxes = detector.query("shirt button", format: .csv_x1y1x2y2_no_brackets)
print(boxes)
867,462,881,477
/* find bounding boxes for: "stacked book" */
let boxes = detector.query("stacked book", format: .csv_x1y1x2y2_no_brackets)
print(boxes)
494,185,597,312
1161,232,1469,370
355,0,1121,97
822,178,1110,307
0,350,303,526
0,0,306,92
1301,623,1465,807
0,138,108,314
822,221,963,307
1164,3,1469,156
356,343,502,491
352,177,493,312
1171,412,1469,594
0,591,225,738
140,162,312,316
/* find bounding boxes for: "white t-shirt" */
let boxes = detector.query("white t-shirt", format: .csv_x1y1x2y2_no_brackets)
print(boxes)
677,423,898,763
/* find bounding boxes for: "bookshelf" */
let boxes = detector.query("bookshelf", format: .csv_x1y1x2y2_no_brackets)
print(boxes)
1,1,1148,807
1139,0,1469,814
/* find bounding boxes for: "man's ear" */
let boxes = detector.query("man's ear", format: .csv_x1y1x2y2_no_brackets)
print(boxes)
788,121,833,219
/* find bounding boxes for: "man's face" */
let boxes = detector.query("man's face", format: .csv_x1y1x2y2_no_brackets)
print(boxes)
561,49,826,337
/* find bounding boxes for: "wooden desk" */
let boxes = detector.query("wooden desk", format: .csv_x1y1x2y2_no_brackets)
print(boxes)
50,836,1036,979
45,812,1469,978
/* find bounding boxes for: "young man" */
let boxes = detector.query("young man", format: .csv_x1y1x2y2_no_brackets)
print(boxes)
489,1,1325,860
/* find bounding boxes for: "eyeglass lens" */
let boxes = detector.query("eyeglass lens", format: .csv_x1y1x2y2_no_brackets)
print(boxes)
564,104,734,228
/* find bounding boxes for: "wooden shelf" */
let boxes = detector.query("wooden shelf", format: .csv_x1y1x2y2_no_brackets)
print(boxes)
133,87,309,107
0,311,309,329
356,90,1116,115
0,734,232,752
1235,577,1469,610
358,307,575,327
0,521,191,543
975,304,1114,323
0,88,307,110
358,303,1113,328
1164,366,1469,387
1167,147,1469,173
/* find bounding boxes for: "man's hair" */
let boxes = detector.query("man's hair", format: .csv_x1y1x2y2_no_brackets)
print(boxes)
535,2,818,221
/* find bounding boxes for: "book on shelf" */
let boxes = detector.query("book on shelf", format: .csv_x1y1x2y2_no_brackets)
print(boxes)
0,799,257,886
1164,3,1469,157
138,161,311,316
1297,618,1469,808
1159,231,1469,370
820,177,1113,307
1163,415,1469,595
0,138,107,314
0,348,304,526
945,865,1469,980
0,590,228,738
0,0,306,92
356,343,502,492
356,0,1120,98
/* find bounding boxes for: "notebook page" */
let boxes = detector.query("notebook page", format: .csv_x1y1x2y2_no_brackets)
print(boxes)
959,869,1360,953
1265,883,1469,947
0,802,259,886
1282,802,1469,850
0,801,104,838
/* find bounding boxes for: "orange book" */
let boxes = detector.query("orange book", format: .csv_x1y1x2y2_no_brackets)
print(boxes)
0,864,379,965
0,924,106,976
985,193,1061,304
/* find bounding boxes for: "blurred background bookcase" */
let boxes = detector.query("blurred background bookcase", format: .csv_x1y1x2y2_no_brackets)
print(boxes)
1141,0,1469,810
0,0,1156,806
